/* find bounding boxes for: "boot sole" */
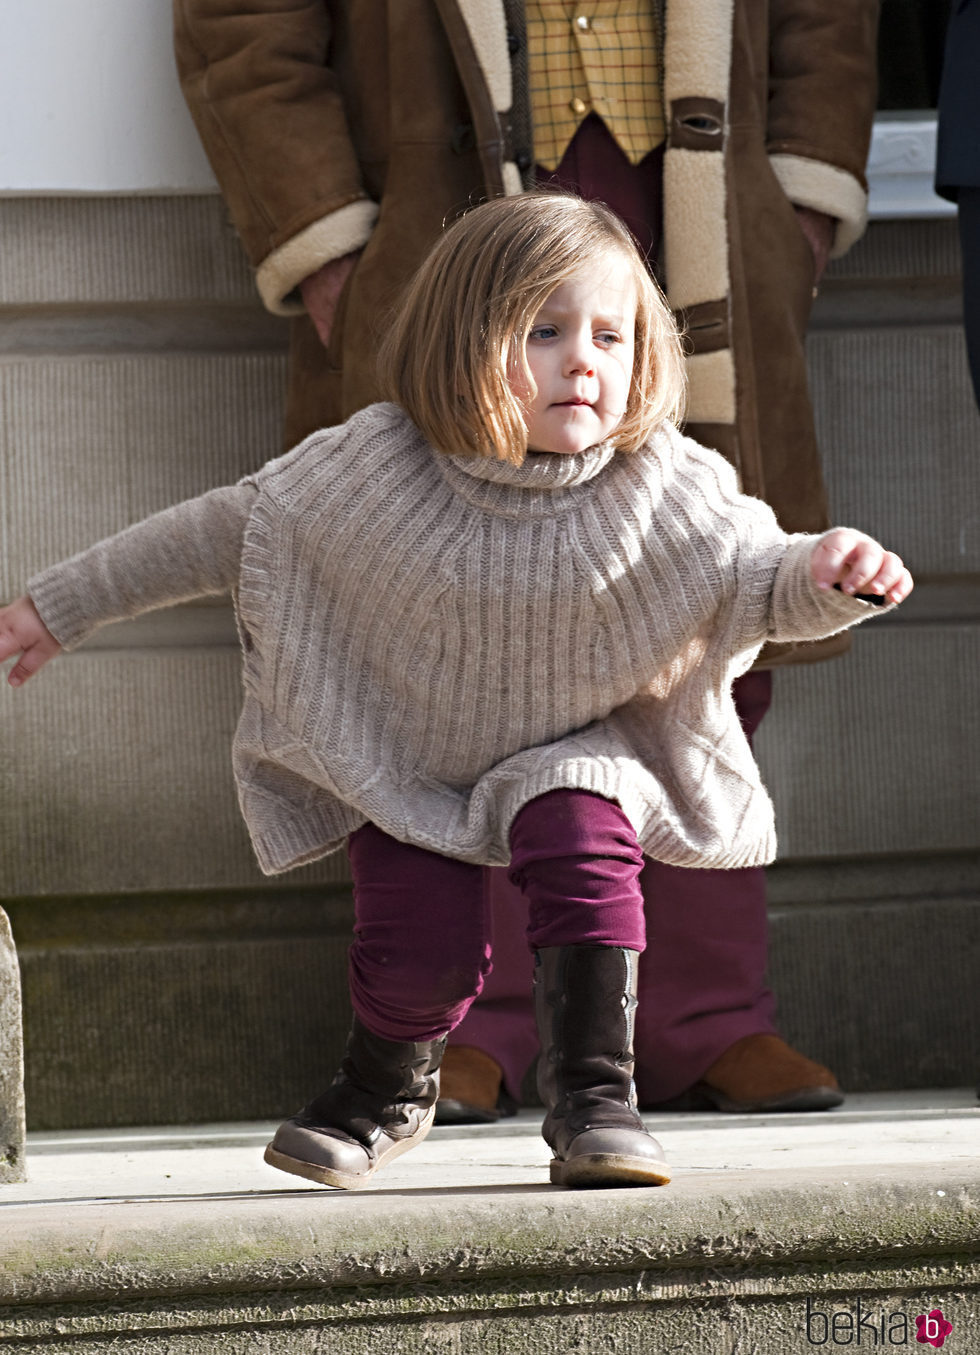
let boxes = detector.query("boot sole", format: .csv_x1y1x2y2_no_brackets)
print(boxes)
263,1106,436,1190
550,1153,672,1189
698,1084,844,1114
434,1096,501,1125
646,1083,844,1114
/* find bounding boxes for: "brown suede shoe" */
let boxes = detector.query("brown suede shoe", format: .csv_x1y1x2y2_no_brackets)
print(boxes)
435,1045,513,1124
647,1034,844,1113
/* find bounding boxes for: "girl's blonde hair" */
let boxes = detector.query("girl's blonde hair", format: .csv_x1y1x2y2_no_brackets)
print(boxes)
378,192,686,465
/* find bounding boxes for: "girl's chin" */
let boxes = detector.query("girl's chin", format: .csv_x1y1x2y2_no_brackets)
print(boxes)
527,444,591,456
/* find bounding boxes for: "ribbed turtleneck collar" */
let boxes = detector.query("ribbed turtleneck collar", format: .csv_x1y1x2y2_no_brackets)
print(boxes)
449,442,616,488
439,441,618,515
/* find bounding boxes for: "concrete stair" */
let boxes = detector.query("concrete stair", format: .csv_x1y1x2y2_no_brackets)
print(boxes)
4,860,978,1133
0,1091,977,1353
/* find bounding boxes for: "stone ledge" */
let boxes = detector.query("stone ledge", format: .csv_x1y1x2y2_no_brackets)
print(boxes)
0,1096,977,1352
0,908,25,1184
0,1166,976,1302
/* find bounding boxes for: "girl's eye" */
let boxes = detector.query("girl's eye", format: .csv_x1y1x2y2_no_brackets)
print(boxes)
529,325,558,341
595,331,621,346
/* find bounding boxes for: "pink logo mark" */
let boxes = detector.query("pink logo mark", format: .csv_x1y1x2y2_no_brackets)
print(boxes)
916,1309,953,1347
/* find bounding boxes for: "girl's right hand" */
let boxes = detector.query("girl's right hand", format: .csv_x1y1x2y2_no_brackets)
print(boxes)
810,529,913,605
0,596,62,686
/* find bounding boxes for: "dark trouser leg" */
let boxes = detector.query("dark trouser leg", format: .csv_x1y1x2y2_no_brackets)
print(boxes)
633,854,776,1103
443,877,538,1109
958,187,980,410
637,673,841,1113
634,670,776,1102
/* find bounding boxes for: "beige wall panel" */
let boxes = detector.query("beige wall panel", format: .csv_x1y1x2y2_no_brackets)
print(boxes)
808,326,980,576
1,646,345,896
757,623,979,860
4,623,973,893
0,197,252,305
0,204,960,305
0,353,287,593
827,218,961,281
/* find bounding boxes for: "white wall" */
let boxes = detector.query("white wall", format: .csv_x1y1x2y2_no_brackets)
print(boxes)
0,1,955,216
0,0,217,193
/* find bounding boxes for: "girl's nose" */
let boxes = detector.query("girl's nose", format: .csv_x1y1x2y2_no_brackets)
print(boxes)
565,341,595,377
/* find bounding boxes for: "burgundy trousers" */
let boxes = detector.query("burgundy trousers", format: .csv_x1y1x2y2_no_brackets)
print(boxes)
347,789,647,1043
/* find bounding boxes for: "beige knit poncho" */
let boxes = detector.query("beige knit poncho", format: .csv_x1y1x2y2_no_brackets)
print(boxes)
29,403,890,874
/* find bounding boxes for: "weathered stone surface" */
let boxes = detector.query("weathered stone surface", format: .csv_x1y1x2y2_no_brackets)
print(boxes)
769,894,980,1092
826,217,962,281
2,326,978,586
809,325,980,575
0,1159,975,1352
0,908,26,1182
2,615,974,899
8,883,976,1132
10,889,354,1129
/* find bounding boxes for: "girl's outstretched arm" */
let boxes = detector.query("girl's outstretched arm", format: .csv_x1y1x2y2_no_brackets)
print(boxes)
0,597,61,687
8,483,257,666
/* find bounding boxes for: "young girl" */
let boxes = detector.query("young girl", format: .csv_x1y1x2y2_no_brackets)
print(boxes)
0,194,912,1192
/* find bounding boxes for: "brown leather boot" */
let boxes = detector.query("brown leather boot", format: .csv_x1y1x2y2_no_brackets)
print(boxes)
436,1045,506,1124
264,1019,445,1188
535,946,671,1188
649,1034,843,1113
699,1034,843,1112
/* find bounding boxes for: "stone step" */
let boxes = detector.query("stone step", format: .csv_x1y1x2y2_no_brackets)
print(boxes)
0,1091,976,1353
7,867,978,1130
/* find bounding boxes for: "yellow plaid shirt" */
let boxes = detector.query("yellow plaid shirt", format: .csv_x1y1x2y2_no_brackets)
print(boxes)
525,0,666,170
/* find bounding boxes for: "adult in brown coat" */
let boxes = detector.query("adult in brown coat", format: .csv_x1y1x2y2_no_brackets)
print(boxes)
174,0,880,1113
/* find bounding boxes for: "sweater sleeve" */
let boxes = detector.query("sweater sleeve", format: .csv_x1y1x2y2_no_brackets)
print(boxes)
26,484,257,651
672,430,898,651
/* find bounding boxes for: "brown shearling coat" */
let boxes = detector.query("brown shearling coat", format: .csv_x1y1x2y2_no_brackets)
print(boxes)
174,0,879,665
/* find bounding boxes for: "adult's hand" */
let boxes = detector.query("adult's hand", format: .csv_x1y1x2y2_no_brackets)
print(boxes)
299,251,361,348
793,206,836,288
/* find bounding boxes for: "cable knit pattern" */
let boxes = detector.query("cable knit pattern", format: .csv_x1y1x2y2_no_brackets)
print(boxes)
28,403,891,875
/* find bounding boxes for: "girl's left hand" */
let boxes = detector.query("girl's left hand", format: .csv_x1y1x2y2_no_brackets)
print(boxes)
811,529,914,605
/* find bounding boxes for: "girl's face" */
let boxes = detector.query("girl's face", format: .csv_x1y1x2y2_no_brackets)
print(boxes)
512,258,637,455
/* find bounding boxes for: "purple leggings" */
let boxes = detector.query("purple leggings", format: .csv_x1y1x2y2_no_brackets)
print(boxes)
346,790,645,1042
